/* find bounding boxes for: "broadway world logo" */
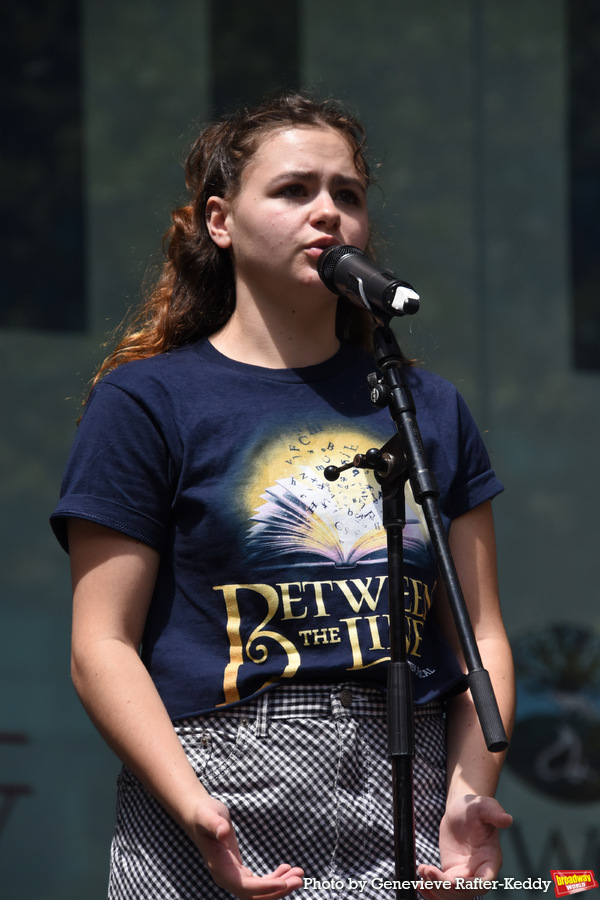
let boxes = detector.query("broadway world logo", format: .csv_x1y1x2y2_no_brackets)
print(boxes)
551,870,598,897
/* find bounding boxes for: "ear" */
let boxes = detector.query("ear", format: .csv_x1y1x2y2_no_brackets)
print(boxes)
205,196,232,249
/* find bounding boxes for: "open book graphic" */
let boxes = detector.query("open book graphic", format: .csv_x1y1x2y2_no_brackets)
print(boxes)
247,469,386,567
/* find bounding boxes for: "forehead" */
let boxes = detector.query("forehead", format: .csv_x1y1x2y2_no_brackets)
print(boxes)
243,125,364,180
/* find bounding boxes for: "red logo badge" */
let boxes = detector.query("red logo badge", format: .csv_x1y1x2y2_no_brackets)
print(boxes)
551,870,599,897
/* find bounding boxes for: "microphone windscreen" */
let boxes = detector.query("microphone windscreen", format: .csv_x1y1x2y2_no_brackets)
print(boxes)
317,245,365,292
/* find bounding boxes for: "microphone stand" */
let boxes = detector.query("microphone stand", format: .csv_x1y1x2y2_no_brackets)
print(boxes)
325,319,508,900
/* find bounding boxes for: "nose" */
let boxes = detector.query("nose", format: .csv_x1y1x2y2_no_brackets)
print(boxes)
310,190,341,229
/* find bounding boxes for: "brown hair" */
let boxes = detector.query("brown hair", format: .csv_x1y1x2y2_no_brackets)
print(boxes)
89,92,378,391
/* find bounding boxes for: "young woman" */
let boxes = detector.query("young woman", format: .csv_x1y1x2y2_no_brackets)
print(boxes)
51,93,515,900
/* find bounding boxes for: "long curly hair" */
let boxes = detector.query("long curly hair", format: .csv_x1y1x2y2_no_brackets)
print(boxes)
89,92,379,391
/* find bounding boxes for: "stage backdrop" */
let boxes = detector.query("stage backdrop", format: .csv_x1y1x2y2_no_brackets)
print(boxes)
1,1,599,897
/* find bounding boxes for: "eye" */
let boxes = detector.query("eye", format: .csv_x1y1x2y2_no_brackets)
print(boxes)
336,189,361,205
279,183,307,198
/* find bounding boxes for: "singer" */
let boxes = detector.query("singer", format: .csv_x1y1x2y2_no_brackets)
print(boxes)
51,92,515,900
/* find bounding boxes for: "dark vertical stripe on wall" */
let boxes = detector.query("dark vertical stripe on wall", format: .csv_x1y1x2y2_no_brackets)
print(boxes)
208,0,301,118
0,0,85,332
569,0,600,371
469,0,491,425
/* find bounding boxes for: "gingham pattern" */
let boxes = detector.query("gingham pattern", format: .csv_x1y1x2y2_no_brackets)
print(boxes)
108,683,449,899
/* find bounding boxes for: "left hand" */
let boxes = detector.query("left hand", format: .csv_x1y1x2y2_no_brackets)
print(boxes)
417,794,512,899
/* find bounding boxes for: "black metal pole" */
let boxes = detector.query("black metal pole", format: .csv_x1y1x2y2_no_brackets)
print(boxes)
372,324,508,753
379,457,418,900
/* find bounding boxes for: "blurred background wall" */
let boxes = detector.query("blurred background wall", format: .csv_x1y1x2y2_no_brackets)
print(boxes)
2,1,599,896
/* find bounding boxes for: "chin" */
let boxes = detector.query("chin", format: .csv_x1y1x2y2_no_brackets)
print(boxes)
305,279,337,303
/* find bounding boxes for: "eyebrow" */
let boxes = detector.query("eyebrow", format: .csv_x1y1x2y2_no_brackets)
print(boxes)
270,170,367,194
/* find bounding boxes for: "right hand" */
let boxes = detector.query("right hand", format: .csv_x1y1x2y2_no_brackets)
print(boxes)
188,795,304,900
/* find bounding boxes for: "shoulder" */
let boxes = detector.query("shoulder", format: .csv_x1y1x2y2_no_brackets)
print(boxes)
78,344,213,442
100,343,204,392
402,365,468,427
404,364,460,399
87,343,219,417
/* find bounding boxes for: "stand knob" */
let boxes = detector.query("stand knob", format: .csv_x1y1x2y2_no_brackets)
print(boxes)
324,450,393,482
368,375,392,407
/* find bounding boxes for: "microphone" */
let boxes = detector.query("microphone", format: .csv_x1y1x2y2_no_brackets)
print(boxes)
317,245,420,318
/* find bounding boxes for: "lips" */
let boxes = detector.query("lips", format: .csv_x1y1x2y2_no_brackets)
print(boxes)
304,238,339,259
308,238,339,250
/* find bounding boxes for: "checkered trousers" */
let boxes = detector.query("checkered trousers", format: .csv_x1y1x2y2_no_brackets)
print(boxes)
108,683,447,899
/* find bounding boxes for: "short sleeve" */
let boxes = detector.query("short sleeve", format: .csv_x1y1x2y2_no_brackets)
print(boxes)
444,389,503,519
405,367,504,524
50,380,175,552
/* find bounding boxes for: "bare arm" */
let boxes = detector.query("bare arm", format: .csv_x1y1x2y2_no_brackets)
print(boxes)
442,501,515,801
69,518,303,900
418,501,515,898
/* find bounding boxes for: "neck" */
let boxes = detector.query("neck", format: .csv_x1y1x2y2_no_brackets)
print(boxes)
209,291,340,368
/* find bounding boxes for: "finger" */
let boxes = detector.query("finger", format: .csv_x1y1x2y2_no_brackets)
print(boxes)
216,863,304,900
475,797,513,829
270,865,305,879
417,875,497,900
488,808,513,829
269,865,294,877
197,806,233,844
417,868,475,900
242,873,305,900
472,862,501,883
418,865,445,881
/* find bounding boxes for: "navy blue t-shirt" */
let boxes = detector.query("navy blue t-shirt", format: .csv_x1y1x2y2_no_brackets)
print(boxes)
51,340,503,719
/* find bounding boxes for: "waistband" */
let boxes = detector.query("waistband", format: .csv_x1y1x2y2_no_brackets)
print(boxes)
177,682,444,732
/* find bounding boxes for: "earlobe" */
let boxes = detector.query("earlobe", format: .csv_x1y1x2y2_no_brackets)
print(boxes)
205,196,232,249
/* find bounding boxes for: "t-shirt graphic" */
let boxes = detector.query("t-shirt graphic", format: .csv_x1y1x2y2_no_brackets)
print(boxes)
213,422,439,707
